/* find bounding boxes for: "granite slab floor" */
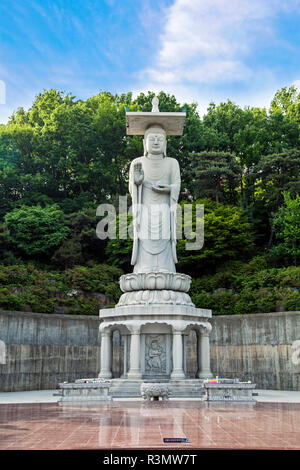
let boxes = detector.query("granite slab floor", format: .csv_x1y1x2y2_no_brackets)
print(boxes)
0,401,300,450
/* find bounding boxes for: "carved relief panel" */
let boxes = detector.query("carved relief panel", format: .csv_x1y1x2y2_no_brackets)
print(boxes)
141,333,171,379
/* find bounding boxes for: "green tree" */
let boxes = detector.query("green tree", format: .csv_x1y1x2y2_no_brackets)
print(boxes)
51,207,106,268
4,205,69,257
271,192,300,265
270,85,300,118
256,149,300,204
185,151,241,203
202,101,250,152
106,199,254,277
203,95,299,159
201,96,299,207
253,149,300,249
177,199,254,276
0,130,20,170
8,89,76,127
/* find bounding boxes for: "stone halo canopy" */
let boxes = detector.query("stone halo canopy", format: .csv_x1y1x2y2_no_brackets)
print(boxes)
125,96,186,136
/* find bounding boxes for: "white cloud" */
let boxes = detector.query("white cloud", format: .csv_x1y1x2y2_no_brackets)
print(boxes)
135,0,300,110
292,80,300,91
0,80,6,105
141,0,274,85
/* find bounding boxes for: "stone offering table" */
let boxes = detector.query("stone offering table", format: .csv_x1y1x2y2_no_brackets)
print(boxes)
204,381,256,402
58,379,112,403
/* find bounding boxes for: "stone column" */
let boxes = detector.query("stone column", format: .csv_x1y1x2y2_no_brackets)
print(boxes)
127,325,142,380
196,329,202,378
98,328,113,379
197,326,213,379
121,335,128,378
171,327,185,380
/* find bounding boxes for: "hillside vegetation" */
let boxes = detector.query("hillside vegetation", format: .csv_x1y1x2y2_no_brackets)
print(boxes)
0,88,299,315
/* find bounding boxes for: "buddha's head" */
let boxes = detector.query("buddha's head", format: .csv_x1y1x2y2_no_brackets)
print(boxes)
143,125,167,157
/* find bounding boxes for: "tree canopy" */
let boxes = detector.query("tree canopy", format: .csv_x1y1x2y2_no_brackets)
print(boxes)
0,86,299,315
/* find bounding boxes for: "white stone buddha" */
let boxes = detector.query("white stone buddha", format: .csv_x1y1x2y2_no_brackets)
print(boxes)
129,125,181,273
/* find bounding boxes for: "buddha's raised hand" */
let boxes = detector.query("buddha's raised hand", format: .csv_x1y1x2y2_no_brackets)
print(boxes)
133,162,144,186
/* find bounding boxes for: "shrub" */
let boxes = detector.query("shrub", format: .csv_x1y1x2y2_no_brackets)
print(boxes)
105,199,254,277
190,263,300,315
4,205,69,256
177,199,254,276
0,262,122,314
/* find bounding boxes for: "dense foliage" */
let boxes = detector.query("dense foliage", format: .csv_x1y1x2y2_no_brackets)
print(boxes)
0,86,299,315
190,262,300,315
0,263,122,315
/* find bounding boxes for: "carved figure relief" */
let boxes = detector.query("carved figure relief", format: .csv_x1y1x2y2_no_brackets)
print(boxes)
145,335,166,373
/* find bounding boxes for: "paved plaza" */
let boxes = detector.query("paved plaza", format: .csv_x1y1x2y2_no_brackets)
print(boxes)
0,390,300,450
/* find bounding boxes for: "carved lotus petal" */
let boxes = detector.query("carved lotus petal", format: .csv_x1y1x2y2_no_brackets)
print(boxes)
156,273,165,290
142,290,149,301
148,274,156,290
161,290,169,301
130,276,140,291
119,272,191,293
172,277,182,291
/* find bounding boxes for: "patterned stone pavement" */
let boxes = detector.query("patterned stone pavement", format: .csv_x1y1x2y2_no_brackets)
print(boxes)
0,400,300,450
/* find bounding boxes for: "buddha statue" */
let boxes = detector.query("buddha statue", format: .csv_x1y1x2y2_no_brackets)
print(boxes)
129,125,181,273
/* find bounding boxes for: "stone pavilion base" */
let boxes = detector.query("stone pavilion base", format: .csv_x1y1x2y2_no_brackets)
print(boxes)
99,304,213,383
98,272,214,394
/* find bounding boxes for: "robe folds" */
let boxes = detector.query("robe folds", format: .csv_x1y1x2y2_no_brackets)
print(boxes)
129,154,181,273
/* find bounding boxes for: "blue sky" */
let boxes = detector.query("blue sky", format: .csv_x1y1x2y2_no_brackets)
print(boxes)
0,0,300,123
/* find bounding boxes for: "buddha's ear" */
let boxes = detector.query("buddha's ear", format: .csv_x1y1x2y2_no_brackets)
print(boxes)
143,138,148,156
163,139,167,157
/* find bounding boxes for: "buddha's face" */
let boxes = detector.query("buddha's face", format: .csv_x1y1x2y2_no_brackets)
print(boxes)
145,130,166,155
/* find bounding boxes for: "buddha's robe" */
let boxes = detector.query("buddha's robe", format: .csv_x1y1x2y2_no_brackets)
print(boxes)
129,154,181,273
